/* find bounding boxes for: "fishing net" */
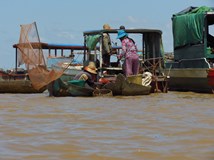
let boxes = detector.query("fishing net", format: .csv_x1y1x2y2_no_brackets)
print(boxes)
17,22,64,90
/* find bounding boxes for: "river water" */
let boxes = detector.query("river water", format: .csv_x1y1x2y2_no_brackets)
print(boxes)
0,91,213,160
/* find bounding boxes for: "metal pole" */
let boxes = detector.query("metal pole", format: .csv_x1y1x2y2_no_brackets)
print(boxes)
83,35,86,62
15,48,17,73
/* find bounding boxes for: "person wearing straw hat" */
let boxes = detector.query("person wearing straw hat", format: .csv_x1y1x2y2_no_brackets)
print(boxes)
117,29,139,76
102,24,112,67
73,61,97,88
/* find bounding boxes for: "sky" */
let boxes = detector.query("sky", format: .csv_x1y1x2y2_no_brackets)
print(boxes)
0,0,213,69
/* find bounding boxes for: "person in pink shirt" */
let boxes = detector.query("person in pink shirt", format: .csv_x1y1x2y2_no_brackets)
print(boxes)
117,30,139,76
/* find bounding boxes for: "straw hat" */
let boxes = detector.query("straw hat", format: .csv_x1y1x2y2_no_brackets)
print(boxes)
84,61,97,74
103,24,111,30
117,29,128,39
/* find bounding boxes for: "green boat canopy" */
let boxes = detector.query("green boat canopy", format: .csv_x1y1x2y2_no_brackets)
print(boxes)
173,6,213,48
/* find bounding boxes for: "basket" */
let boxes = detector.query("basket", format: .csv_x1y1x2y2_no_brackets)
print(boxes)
127,74,142,85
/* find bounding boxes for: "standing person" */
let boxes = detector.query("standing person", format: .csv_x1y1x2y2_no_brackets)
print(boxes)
73,61,97,88
102,24,112,67
117,30,139,76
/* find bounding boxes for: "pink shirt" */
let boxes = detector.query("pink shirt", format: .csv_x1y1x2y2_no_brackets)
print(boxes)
118,37,138,59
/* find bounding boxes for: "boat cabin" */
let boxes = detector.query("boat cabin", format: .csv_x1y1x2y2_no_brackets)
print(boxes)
83,29,165,75
166,6,214,68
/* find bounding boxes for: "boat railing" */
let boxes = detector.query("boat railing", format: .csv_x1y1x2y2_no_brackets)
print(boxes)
177,58,211,69
141,57,164,75
1,72,29,80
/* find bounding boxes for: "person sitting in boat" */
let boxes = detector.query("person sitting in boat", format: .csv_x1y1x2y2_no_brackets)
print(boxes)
116,29,139,77
73,61,97,88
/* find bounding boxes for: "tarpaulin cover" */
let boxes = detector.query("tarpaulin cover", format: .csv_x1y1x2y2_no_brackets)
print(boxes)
86,34,101,50
173,6,213,48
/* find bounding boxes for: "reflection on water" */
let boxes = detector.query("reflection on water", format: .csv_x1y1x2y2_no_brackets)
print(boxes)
0,91,214,160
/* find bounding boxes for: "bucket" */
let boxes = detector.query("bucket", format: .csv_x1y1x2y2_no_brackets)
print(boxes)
127,74,142,85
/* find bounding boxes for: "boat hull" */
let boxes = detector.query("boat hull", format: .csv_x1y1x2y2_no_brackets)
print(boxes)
164,68,213,93
0,80,46,93
103,74,152,96
0,70,46,93
48,78,94,97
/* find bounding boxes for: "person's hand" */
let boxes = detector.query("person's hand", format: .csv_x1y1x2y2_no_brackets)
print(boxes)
117,55,121,60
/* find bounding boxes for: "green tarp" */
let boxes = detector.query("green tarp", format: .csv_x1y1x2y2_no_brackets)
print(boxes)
173,6,213,48
86,34,101,50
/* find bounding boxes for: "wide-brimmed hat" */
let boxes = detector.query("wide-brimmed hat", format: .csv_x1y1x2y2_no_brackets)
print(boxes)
117,30,128,39
84,61,97,74
103,24,111,30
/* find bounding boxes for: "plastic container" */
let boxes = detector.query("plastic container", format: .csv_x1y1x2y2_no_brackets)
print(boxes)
127,74,142,85
67,80,85,87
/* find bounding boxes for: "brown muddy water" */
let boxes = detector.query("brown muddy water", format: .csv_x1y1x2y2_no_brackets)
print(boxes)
0,91,214,160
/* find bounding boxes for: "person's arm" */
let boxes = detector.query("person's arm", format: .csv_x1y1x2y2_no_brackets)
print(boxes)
117,39,126,59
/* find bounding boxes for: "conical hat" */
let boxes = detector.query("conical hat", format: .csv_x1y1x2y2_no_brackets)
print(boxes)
84,62,97,74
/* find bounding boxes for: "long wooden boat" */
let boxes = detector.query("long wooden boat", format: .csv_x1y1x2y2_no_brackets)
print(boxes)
0,69,46,93
164,6,214,93
48,74,151,97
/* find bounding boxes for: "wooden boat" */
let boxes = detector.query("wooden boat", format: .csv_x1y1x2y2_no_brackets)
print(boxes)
83,28,168,93
103,74,151,96
48,78,95,97
48,74,151,97
164,6,214,93
0,68,46,93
